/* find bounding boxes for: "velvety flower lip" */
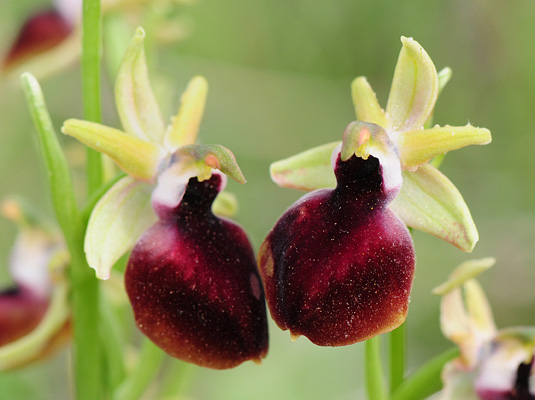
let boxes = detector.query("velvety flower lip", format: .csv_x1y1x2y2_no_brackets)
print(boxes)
259,128,415,346
62,27,269,368
270,37,491,253
435,259,535,399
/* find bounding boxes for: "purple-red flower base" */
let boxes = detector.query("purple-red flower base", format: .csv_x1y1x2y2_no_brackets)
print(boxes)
126,175,269,369
2,10,72,71
259,155,414,346
0,284,48,346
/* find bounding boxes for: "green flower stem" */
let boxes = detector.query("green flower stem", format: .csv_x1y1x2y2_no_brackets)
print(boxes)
391,347,459,400
21,72,102,400
365,335,389,400
159,362,197,399
99,300,126,393
82,0,103,194
113,339,165,400
389,323,406,393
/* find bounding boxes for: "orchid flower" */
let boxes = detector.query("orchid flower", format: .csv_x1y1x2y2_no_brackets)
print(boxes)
62,28,268,369
434,258,535,399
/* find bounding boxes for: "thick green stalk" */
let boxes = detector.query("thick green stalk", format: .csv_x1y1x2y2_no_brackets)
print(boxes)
391,347,459,400
83,0,104,194
389,323,406,393
113,339,165,400
365,336,389,400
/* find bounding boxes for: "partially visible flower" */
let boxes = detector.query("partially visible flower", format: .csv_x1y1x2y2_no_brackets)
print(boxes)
62,28,268,369
434,258,535,399
260,37,491,346
0,198,70,370
1,0,191,83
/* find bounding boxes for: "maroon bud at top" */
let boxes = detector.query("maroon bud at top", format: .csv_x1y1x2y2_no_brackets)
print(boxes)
259,151,415,346
0,285,48,346
2,10,72,71
125,174,269,369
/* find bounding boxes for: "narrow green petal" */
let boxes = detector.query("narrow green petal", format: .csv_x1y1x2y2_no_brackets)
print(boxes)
212,191,238,217
398,124,491,170
432,257,496,295
115,27,165,143
390,164,478,252
62,119,166,181
386,37,439,132
164,76,208,150
351,77,387,126
270,141,339,191
85,177,156,280
464,279,497,338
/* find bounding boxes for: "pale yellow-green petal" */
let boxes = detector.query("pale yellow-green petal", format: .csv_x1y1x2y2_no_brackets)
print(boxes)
432,257,496,295
270,141,339,191
212,191,238,217
351,77,387,126
398,124,491,170
115,27,165,143
85,176,156,280
386,37,438,132
389,164,478,252
164,76,208,150
62,119,166,181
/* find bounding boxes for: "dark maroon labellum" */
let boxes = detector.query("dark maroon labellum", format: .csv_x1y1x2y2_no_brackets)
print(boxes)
259,153,415,346
0,284,48,346
2,10,72,71
125,175,269,369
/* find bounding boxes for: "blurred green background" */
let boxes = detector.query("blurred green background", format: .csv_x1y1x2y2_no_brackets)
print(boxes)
0,0,534,399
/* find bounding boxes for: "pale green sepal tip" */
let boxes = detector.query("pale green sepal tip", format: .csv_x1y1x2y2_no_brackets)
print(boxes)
85,176,156,280
0,283,69,371
270,141,339,191
62,119,166,181
399,125,491,169
351,77,387,126
212,191,238,218
175,144,246,184
432,257,496,295
389,164,479,252
115,26,165,144
386,36,439,132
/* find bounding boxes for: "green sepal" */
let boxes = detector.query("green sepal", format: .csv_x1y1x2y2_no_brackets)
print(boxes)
351,77,387,126
389,164,478,252
0,283,70,371
115,27,165,144
270,141,339,191
386,37,439,132
62,119,166,181
164,76,208,150
212,191,238,217
398,124,491,170
85,176,156,280
432,257,496,295
21,73,79,239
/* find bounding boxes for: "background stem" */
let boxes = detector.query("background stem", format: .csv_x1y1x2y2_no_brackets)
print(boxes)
365,336,389,400
389,323,406,393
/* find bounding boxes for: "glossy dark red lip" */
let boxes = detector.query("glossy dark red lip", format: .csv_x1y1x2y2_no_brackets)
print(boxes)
125,174,269,369
259,153,415,346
